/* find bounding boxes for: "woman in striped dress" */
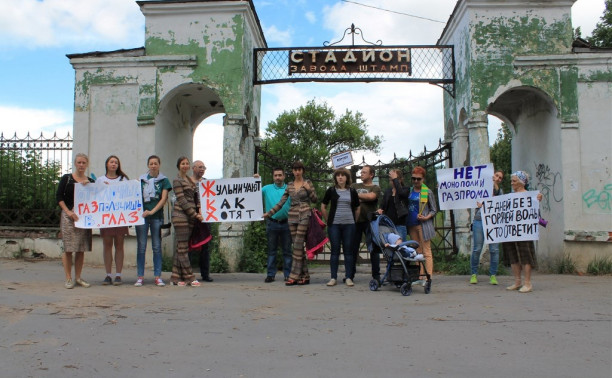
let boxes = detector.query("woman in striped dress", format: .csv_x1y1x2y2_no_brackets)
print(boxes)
171,156,204,286
264,161,318,286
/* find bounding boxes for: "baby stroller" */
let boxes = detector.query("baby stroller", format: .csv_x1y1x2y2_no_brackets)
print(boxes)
368,214,432,296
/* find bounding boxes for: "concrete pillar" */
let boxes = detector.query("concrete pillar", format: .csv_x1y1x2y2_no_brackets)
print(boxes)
218,114,251,271
452,127,472,254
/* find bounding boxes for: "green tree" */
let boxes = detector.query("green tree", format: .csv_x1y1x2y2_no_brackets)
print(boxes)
262,99,382,199
489,123,512,194
588,0,612,47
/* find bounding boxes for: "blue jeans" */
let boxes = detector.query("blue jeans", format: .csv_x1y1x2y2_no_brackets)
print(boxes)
471,219,499,275
396,224,407,242
328,223,356,279
353,221,378,279
136,217,163,277
266,219,292,278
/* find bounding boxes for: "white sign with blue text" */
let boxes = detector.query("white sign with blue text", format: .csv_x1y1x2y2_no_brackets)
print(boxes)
481,191,540,244
198,177,263,222
436,164,494,210
74,180,144,229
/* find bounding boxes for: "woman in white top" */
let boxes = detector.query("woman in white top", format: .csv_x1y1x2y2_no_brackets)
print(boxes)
96,155,130,285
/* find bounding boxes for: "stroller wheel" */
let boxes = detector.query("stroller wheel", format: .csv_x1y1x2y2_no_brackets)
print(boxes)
369,279,379,291
400,283,412,296
424,280,432,294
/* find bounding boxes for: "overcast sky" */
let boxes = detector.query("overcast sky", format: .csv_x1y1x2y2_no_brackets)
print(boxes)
0,0,605,178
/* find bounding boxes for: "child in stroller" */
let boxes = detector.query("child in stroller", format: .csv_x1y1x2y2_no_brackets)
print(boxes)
382,232,424,261
369,214,431,296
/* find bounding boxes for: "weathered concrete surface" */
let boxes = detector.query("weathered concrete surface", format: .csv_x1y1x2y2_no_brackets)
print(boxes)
1,259,610,378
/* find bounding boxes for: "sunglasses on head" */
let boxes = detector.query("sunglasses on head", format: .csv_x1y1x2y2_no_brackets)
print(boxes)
411,177,423,181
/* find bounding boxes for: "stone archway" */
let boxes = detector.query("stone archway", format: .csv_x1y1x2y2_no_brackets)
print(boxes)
438,0,611,267
68,0,267,270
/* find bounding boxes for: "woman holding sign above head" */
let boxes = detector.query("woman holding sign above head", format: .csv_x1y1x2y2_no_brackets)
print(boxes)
96,155,129,286
504,171,542,293
170,156,204,287
406,166,437,286
135,155,172,287
56,153,95,289
264,161,318,286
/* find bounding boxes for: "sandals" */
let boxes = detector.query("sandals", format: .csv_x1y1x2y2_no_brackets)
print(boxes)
297,278,310,285
190,280,201,287
285,279,298,286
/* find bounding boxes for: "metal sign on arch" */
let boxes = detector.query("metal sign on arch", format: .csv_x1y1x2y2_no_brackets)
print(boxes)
253,44,455,96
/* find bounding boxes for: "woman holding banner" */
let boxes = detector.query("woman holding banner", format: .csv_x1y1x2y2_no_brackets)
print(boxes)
470,169,504,285
97,155,129,286
406,166,437,285
504,171,542,293
56,153,95,289
264,161,318,286
170,156,204,287
135,155,172,287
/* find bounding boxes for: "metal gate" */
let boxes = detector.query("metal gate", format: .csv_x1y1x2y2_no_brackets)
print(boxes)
255,140,456,263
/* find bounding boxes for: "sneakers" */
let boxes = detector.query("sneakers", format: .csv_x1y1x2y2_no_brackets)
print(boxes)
75,278,90,288
470,274,478,284
264,276,275,283
190,280,201,287
134,277,144,287
489,275,498,285
155,277,166,287
103,276,112,285
65,279,75,289
345,278,354,287
113,276,122,286
326,278,337,286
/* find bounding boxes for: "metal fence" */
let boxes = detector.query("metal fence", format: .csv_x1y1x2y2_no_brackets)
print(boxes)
0,132,73,227
256,139,457,260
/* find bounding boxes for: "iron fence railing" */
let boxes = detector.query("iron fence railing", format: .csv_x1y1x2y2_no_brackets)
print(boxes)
0,132,73,227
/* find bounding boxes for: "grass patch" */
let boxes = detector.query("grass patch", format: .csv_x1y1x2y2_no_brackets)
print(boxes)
550,253,577,274
587,255,612,275
432,251,509,275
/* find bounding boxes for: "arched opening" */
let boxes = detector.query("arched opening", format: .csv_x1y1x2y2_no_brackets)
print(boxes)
155,83,225,173
193,114,224,179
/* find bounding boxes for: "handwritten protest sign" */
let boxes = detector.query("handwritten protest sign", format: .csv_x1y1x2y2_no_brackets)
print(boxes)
481,191,540,244
437,164,494,210
74,180,144,228
198,177,263,222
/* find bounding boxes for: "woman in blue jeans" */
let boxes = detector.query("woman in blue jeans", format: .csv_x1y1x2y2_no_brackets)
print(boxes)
135,155,172,287
321,168,360,287
470,169,504,285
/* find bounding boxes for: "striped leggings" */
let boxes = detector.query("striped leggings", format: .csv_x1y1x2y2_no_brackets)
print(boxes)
288,222,310,280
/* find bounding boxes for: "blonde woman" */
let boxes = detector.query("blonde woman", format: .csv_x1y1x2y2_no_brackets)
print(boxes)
56,153,95,289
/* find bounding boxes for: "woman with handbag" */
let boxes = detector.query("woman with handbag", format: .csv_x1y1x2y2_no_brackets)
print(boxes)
264,161,318,286
170,156,204,286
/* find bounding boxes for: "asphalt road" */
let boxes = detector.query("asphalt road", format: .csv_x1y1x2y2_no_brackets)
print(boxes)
1,259,610,378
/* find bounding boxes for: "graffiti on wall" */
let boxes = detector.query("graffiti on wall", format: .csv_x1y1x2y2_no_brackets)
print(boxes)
533,162,563,212
582,183,612,213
